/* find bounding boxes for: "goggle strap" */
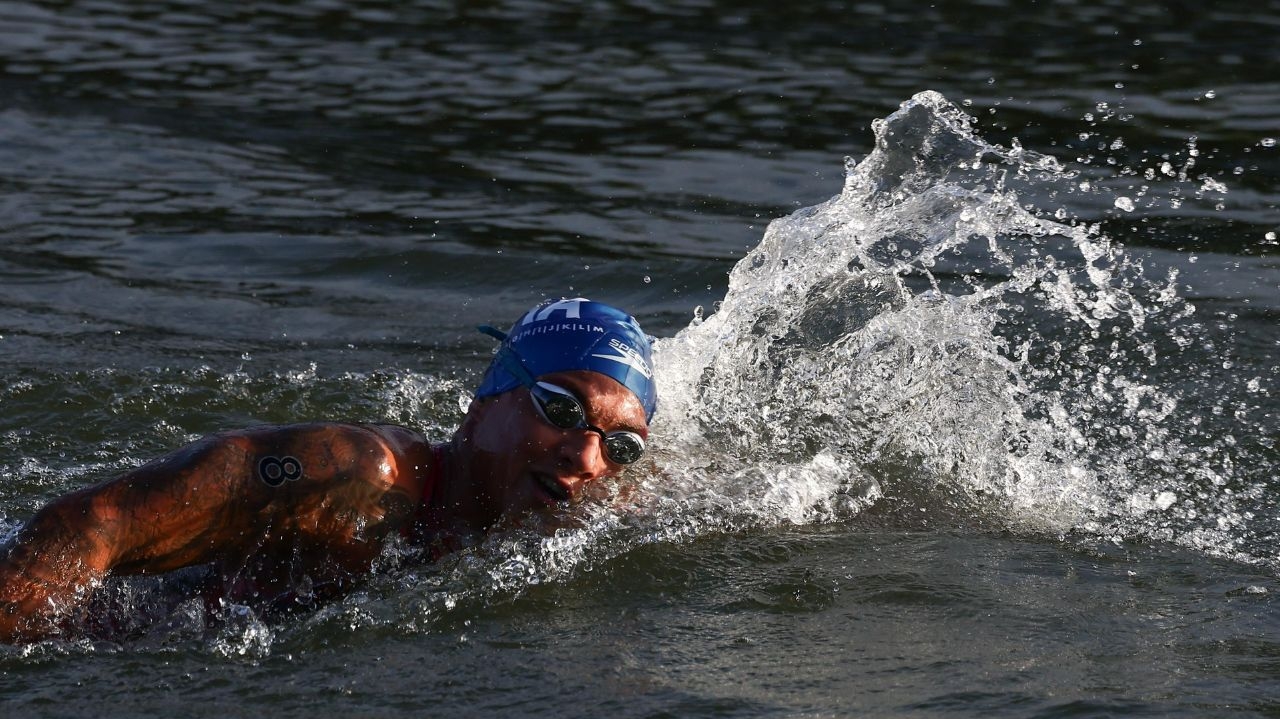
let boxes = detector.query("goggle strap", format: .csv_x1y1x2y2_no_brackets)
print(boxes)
476,324,508,342
478,325,541,390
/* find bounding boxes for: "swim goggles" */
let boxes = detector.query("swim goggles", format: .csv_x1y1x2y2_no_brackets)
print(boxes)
478,326,647,465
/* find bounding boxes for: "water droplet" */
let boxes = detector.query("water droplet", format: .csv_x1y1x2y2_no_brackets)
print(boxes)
1262,138,1277,148
643,275,651,284
1132,38,1143,46
1114,82,1125,89
1114,197,1135,212
1204,90,1217,99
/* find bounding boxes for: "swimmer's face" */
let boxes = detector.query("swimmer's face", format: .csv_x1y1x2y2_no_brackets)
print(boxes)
459,369,648,529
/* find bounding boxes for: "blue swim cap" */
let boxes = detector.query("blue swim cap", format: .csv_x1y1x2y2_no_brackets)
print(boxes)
475,298,657,422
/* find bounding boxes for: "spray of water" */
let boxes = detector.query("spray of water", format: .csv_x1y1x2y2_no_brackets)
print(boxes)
358,91,1275,655
6,91,1273,655
651,90,1272,560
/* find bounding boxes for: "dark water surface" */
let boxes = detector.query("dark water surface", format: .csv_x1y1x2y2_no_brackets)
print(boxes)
1,1,1278,717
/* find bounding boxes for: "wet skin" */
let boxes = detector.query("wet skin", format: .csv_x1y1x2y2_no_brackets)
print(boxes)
0,369,647,642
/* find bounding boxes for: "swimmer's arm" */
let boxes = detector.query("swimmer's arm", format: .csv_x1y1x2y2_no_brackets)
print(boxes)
0,478,158,642
0,424,423,642
0,437,270,641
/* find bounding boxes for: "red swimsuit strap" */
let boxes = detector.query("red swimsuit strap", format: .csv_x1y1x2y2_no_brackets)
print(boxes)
425,444,445,504
404,444,446,537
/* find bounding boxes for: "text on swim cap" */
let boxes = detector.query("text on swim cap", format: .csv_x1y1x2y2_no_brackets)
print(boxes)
509,322,607,344
521,298,591,325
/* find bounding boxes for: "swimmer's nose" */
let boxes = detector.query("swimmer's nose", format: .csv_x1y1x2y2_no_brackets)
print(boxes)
555,429,612,494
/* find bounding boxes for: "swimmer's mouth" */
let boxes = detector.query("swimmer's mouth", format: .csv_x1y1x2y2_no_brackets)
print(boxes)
534,472,570,502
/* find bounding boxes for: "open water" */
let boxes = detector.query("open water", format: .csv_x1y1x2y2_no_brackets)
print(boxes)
0,1,1278,717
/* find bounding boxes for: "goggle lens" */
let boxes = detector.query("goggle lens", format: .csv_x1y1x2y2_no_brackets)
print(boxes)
538,392,586,429
530,382,646,465
603,432,645,465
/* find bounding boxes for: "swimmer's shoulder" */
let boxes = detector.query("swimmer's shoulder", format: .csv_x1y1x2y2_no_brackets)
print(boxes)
356,423,442,488
232,422,431,455
224,422,437,495
358,423,436,461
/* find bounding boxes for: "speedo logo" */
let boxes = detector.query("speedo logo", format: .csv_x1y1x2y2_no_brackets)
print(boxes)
592,338,652,379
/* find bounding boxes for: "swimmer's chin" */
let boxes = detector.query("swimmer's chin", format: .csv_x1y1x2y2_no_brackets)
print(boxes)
506,496,606,534
489,476,643,535
501,503,587,534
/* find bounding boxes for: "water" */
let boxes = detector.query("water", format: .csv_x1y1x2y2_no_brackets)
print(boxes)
2,1,1279,716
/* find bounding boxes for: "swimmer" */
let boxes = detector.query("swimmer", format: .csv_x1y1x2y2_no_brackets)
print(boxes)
0,298,657,643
